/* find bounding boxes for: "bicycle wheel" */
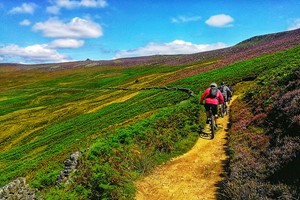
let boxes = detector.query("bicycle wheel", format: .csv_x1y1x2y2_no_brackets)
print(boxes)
210,114,215,139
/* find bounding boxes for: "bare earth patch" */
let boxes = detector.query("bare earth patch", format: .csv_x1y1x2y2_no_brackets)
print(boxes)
135,98,236,200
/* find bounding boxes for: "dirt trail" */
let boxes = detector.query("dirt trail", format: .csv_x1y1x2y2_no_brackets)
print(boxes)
135,97,236,200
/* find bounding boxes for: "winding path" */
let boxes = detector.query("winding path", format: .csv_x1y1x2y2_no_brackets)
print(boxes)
135,97,236,200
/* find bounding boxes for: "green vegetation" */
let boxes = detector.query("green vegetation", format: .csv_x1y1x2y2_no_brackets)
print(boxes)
0,45,300,199
68,98,201,199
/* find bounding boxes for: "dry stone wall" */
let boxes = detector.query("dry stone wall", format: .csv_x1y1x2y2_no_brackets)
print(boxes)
0,177,40,200
56,151,81,185
105,86,195,97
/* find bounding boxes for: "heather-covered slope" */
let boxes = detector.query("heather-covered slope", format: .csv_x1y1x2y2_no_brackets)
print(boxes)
220,49,300,199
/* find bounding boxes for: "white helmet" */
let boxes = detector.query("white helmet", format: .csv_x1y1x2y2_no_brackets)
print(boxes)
210,82,217,87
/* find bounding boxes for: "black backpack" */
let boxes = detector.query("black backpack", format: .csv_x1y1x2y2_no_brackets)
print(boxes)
209,87,218,98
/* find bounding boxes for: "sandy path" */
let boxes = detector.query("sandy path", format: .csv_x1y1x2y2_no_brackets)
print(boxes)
135,99,235,200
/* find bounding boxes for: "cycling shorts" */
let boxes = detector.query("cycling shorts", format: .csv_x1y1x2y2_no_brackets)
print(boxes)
204,104,218,115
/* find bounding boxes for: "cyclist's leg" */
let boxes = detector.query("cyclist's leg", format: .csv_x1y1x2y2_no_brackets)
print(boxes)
211,104,218,126
204,104,211,124
221,103,225,117
224,96,228,108
225,100,229,114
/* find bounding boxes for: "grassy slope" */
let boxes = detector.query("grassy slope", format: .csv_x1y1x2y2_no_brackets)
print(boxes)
0,64,190,186
0,45,300,199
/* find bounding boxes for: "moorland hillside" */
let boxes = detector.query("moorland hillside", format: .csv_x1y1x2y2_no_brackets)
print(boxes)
0,28,299,199
1,28,300,71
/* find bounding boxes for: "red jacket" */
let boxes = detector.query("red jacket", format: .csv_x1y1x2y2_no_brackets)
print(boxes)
200,87,224,105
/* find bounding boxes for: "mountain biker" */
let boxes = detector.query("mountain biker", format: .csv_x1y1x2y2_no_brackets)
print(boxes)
200,82,224,127
227,84,234,102
218,82,232,107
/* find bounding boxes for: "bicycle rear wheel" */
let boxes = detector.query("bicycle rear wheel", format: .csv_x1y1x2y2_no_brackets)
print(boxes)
210,114,215,139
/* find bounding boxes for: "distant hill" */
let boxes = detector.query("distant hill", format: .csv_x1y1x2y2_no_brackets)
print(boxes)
1,28,300,71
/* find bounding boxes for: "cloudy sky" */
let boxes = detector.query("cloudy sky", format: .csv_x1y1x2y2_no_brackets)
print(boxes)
0,0,300,64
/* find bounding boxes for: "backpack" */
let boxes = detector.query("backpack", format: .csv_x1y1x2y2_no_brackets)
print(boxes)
209,87,218,98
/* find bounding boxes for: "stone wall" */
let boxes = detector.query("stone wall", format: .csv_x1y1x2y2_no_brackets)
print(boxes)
0,177,40,200
0,151,81,199
56,151,81,185
106,86,195,97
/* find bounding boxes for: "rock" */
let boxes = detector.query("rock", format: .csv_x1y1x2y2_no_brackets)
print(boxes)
70,152,81,161
56,151,81,185
64,159,72,166
0,188,4,199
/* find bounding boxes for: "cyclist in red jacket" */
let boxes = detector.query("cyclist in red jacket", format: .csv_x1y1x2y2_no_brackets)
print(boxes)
200,82,224,127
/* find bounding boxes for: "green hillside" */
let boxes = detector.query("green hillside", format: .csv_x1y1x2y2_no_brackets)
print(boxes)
1,42,300,198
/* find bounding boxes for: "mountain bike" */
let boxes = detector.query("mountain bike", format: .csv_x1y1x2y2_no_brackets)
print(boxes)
218,102,227,117
200,104,216,140
207,106,216,139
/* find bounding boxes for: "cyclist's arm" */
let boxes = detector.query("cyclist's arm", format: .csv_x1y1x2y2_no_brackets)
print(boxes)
226,86,232,96
200,89,209,104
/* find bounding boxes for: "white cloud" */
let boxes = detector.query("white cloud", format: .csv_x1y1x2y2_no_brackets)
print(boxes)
171,15,202,23
49,39,85,48
33,17,103,38
20,19,31,26
0,44,71,63
288,18,300,30
80,0,108,7
114,40,227,59
47,5,61,15
47,0,108,14
9,3,37,14
205,14,234,27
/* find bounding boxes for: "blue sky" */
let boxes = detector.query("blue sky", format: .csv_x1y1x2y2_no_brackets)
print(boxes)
0,0,300,64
